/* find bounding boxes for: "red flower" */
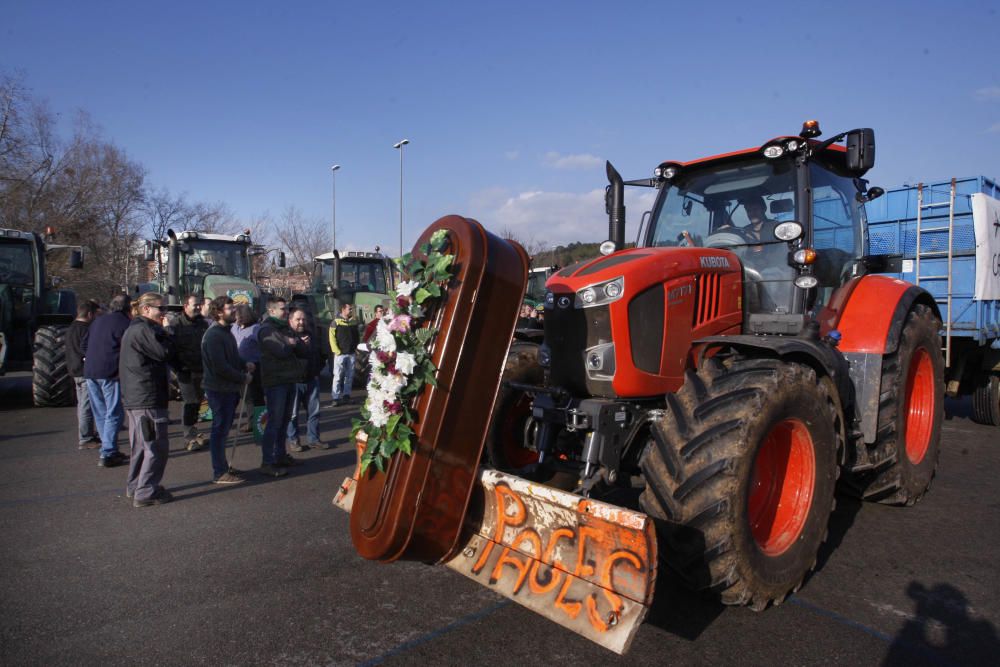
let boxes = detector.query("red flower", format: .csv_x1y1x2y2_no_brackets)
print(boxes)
385,401,403,414
396,295,410,310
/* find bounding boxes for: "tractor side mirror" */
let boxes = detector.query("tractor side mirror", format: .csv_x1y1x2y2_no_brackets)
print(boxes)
144,241,155,262
865,186,885,202
69,249,84,269
278,252,286,268
845,128,875,174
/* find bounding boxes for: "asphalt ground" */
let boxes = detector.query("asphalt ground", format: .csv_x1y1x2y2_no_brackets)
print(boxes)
0,372,998,666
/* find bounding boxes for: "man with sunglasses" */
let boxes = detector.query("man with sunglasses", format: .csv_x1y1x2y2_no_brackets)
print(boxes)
120,293,176,507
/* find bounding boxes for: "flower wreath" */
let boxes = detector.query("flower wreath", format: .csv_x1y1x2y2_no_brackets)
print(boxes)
352,229,454,473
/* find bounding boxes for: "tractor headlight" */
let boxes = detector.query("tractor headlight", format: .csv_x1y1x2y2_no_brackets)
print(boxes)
794,275,819,289
763,144,785,159
575,276,624,309
774,222,803,241
584,342,615,380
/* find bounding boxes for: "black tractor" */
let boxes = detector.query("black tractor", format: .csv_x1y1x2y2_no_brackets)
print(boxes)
0,228,84,406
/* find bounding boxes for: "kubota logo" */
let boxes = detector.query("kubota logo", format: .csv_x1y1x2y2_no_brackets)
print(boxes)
700,256,731,269
557,296,571,309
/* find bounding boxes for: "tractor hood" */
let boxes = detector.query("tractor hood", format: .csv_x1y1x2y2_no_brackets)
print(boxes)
202,275,260,309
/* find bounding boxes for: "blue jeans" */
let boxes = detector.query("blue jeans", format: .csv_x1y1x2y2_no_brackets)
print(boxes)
75,378,97,445
206,389,239,479
331,354,355,400
86,378,123,457
262,384,295,465
287,378,321,444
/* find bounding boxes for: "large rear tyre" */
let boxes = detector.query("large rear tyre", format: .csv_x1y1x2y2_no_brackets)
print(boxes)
845,304,944,505
971,373,999,427
33,324,74,407
639,357,839,610
484,341,542,471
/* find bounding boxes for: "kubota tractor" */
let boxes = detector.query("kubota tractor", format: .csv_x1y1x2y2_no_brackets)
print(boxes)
336,122,944,653
489,120,943,611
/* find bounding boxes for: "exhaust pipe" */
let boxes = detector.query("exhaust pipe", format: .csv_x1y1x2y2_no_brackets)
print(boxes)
166,229,179,306
605,161,625,251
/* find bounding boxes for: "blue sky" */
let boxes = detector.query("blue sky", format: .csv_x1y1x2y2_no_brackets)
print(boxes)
3,0,999,253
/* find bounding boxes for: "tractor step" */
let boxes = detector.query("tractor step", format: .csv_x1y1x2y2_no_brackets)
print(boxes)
335,464,658,654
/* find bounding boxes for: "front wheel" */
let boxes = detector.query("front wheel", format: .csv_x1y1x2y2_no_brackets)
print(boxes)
640,356,839,610
484,342,542,471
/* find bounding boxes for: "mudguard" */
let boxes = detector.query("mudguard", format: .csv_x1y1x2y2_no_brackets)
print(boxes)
349,216,529,563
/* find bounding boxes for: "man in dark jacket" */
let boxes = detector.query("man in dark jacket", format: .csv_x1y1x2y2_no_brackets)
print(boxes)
84,293,131,468
120,293,175,507
258,297,307,477
329,302,359,406
167,295,209,451
286,306,328,451
67,300,101,449
201,296,253,484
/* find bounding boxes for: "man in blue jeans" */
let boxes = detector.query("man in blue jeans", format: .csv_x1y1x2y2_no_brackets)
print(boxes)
84,294,132,468
257,297,306,477
286,306,328,451
201,296,253,484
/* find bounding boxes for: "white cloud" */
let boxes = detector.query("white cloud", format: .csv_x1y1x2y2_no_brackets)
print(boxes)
542,151,603,170
974,85,1000,101
471,187,657,246
504,150,520,160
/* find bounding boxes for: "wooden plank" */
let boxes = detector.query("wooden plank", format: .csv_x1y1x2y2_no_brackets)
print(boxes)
334,466,658,654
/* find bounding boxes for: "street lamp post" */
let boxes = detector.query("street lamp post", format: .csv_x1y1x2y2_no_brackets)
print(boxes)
331,164,341,250
393,138,410,257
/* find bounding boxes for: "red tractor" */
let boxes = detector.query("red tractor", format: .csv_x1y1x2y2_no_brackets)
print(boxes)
336,121,944,652
488,120,942,610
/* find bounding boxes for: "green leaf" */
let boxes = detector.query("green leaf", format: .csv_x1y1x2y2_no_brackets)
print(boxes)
425,282,441,298
386,413,401,436
414,287,431,304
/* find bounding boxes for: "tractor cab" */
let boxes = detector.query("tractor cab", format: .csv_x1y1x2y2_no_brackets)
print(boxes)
150,230,261,312
307,250,395,327
641,121,879,334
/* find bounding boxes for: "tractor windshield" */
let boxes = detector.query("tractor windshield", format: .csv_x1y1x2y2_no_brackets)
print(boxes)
340,259,389,293
647,157,799,314
0,241,36,286
180,241,250,280
312,258,389,294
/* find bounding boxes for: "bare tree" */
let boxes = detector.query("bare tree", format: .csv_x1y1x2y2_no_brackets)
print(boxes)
273,205,329,273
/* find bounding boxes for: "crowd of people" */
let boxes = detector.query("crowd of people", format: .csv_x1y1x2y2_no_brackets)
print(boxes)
65,291,372,508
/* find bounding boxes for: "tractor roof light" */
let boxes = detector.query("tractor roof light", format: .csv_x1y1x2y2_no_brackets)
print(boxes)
654,164,678,180
800,120,822,138
793,248,818,265
774,221,803,241
794,275,819,289
762,144,785,159
599,240,617,256
784,138,802,152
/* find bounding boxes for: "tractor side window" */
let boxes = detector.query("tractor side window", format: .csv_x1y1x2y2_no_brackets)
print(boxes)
810,165,862,296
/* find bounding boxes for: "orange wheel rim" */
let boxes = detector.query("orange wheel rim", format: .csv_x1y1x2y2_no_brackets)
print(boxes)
748,418,816,556
904,347,934,464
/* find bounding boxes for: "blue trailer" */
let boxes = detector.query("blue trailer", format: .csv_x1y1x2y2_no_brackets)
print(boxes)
865,176,1000,425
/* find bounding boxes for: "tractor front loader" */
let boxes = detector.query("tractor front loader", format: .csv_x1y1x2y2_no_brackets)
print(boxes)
334,122,944,653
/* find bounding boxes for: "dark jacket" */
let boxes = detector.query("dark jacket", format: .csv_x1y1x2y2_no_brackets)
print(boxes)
120,316,175,409
330,316,360,355
297,324,328,381
66,319,90,378
202,322,246,395
168,312,208,377
258,316,306,388
83,311,131,380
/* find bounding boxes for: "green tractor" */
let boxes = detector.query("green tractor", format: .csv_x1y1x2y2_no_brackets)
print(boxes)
142,230,280,313
295,249,396,380
524,265,556,307
0,227,83,407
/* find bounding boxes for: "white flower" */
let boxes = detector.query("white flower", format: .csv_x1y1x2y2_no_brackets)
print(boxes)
369,402,390,427
381,372,405,395
395,351,416,376
396,280,420,298
375,319,396,353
